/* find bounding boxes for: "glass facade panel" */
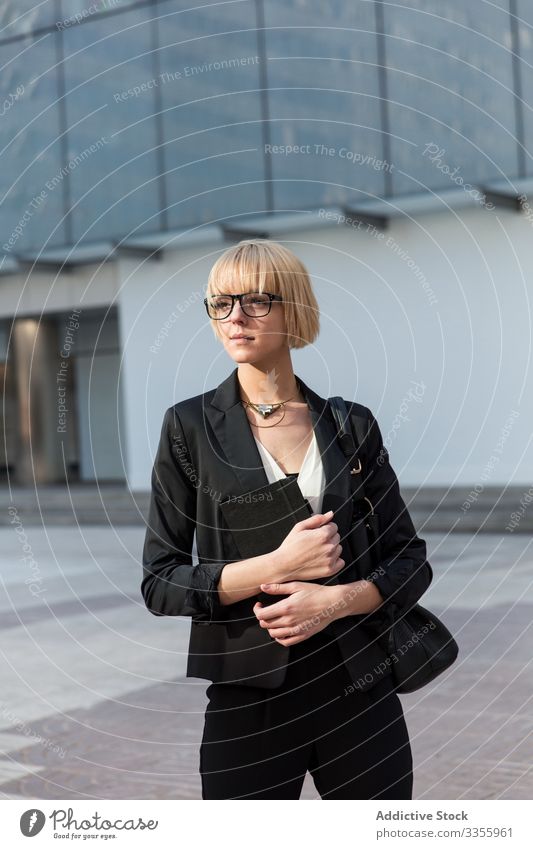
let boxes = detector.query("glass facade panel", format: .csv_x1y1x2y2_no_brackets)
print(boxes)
62,0,140,27
62,6,161,243
0,33,66,255
156,0,266,229
516,0,533,178
383,0,517,195
264,0,384,209
0,0,59,38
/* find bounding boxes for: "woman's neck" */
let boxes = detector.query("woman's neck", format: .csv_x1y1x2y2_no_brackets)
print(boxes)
236,363,304,404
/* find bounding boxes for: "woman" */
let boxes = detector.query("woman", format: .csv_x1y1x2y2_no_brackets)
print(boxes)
141,239,432,800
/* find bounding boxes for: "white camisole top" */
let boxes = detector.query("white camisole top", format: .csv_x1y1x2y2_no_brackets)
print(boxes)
253,429,326,515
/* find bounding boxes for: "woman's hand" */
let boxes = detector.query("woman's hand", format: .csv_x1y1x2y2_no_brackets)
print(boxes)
273,509,346,583
252,581,343,646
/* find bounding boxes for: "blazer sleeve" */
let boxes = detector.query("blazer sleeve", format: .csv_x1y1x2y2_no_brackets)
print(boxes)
141,406,227,622
361,407,433,615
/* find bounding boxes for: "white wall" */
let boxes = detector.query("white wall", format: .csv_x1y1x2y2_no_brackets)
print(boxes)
117,207,533,490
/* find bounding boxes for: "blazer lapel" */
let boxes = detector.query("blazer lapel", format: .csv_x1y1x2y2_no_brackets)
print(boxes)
205,367,354,541
206,367,270,494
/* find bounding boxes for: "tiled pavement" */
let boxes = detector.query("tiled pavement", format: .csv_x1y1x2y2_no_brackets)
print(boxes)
0,526,531,799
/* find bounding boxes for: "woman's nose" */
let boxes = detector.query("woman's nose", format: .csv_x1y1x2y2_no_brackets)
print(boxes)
230,300,247,320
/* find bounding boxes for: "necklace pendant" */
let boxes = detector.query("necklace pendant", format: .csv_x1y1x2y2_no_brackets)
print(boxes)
257,404,275,418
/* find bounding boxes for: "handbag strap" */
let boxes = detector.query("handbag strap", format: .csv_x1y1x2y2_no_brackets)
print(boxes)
327,395,369,511
327,396,394,627
328,395,367,457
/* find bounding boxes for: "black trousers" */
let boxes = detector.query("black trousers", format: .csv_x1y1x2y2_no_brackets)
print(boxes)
199,631,413,799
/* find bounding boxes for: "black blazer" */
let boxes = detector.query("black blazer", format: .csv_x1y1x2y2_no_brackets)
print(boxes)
141,366,432,689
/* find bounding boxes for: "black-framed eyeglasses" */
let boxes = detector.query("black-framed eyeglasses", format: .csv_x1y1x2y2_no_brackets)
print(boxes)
203,292,283,320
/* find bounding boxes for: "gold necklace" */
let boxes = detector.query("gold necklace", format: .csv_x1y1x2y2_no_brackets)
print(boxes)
240,380,304,427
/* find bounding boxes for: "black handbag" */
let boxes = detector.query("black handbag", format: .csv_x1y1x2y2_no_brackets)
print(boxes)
327,395,459,693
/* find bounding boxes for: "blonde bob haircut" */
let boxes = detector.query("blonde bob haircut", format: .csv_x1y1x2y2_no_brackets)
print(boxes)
205,239,320,349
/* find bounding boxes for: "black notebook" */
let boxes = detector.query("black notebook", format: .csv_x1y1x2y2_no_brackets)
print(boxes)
219,475,313,558
219,476,314,607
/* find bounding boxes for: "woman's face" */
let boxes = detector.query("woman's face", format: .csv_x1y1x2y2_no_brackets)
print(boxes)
215,288,289,365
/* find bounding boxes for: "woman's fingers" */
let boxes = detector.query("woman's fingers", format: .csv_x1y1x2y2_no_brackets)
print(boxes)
253,599,288,621
258,616,289,629
274,635,305,646
266,626,295,637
